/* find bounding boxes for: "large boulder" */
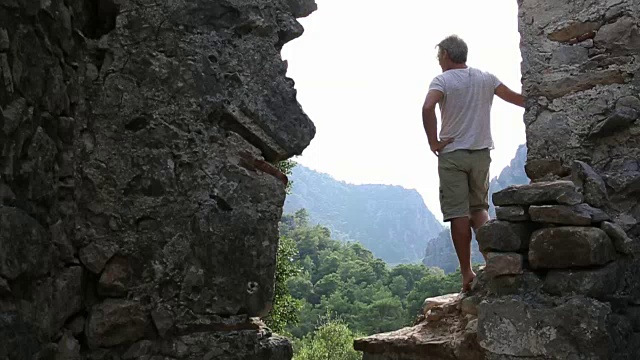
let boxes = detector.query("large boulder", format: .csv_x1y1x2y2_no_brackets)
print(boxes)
529,227,616,269
528,204,608,225
478,296,612,359
543,262,620,299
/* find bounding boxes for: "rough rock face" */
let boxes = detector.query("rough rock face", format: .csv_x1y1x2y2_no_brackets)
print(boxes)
0,0,316,358
356,1,640,358
521,0,640,229
358,180,640,359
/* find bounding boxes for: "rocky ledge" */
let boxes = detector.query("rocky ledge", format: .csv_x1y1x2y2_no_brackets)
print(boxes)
355,172,640,360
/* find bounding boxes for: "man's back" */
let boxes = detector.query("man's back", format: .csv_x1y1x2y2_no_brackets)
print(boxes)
429,67,501,153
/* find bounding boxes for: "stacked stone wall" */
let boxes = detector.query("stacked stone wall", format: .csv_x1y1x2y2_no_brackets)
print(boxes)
0,0,316,359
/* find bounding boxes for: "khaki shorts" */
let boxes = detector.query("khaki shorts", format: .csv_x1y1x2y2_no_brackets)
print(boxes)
438,149,491,222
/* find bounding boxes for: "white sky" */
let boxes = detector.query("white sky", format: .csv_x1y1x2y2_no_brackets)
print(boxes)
282,0,525,220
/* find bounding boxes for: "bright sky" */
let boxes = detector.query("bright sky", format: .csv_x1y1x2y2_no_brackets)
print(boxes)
282,0,525,220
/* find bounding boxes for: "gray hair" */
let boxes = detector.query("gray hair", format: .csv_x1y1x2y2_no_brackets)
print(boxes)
437,35,468,64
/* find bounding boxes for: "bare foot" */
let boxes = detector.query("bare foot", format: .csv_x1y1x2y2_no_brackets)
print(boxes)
462,270,476,293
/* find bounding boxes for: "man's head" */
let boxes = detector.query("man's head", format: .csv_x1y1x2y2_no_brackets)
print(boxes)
437,35,468,71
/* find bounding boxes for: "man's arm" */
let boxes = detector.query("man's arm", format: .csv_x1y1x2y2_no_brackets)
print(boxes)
495,84,525,107
422,90,452,155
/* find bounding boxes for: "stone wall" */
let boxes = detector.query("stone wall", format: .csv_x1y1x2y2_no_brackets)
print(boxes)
474,180,639,359
521,0,640,236
0,0,316,359
356,179,640,359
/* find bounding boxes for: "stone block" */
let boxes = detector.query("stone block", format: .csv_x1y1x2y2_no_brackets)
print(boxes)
151,306,174,338
594,16,640,54
492,181,582,206
422,293,459,315
478,296,611,359
477,220,536,253
572,161,609,207
602,221,639,255
79,241,118,274
529,227,616,269
591,107,638,138
485,253,523,278
577,203,610,223
529,204,608,225
98,256,130,298
495,206,530,222
86,299,148,349
543,262,620,299
529,205,592,225
486,271,543,296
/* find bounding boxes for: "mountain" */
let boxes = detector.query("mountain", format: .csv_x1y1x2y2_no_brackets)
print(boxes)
422,145,529,273
284,165,443,264
423,229,485,274
488,144,529,217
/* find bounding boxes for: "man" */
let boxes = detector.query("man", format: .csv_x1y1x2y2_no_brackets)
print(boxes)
422,35,524,291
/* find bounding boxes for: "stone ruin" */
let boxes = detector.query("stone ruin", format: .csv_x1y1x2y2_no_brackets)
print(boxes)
0,0,316,359
356,177,639,359
356,0,640,359
1,0,639,358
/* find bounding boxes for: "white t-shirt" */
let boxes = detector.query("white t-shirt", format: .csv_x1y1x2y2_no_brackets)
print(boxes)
428,67,501,154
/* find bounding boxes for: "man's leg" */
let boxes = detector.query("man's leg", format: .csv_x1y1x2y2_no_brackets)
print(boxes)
438,151,474,291
470,210,489,231
450,216,475,291
470,209,490,262
468,149,492,263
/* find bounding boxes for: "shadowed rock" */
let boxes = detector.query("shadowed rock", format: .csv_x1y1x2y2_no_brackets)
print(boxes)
529,227,616,269
477,220,536,253
492,181,582,207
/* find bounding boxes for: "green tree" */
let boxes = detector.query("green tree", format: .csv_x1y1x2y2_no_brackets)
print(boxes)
266,236,302,334
288,275,314,300
314,273,341,298
295,319,362,360
388,276,409,298
279,209,466,339
276,159,297,194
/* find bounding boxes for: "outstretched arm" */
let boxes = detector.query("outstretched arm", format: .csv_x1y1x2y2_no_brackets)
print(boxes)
422,90,453,156
495,84,525,108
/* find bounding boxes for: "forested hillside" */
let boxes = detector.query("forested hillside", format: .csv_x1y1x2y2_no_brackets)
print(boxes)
272,209,462,346
284,166,443,264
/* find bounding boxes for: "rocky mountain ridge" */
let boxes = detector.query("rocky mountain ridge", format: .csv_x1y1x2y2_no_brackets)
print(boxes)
284,165,443,264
